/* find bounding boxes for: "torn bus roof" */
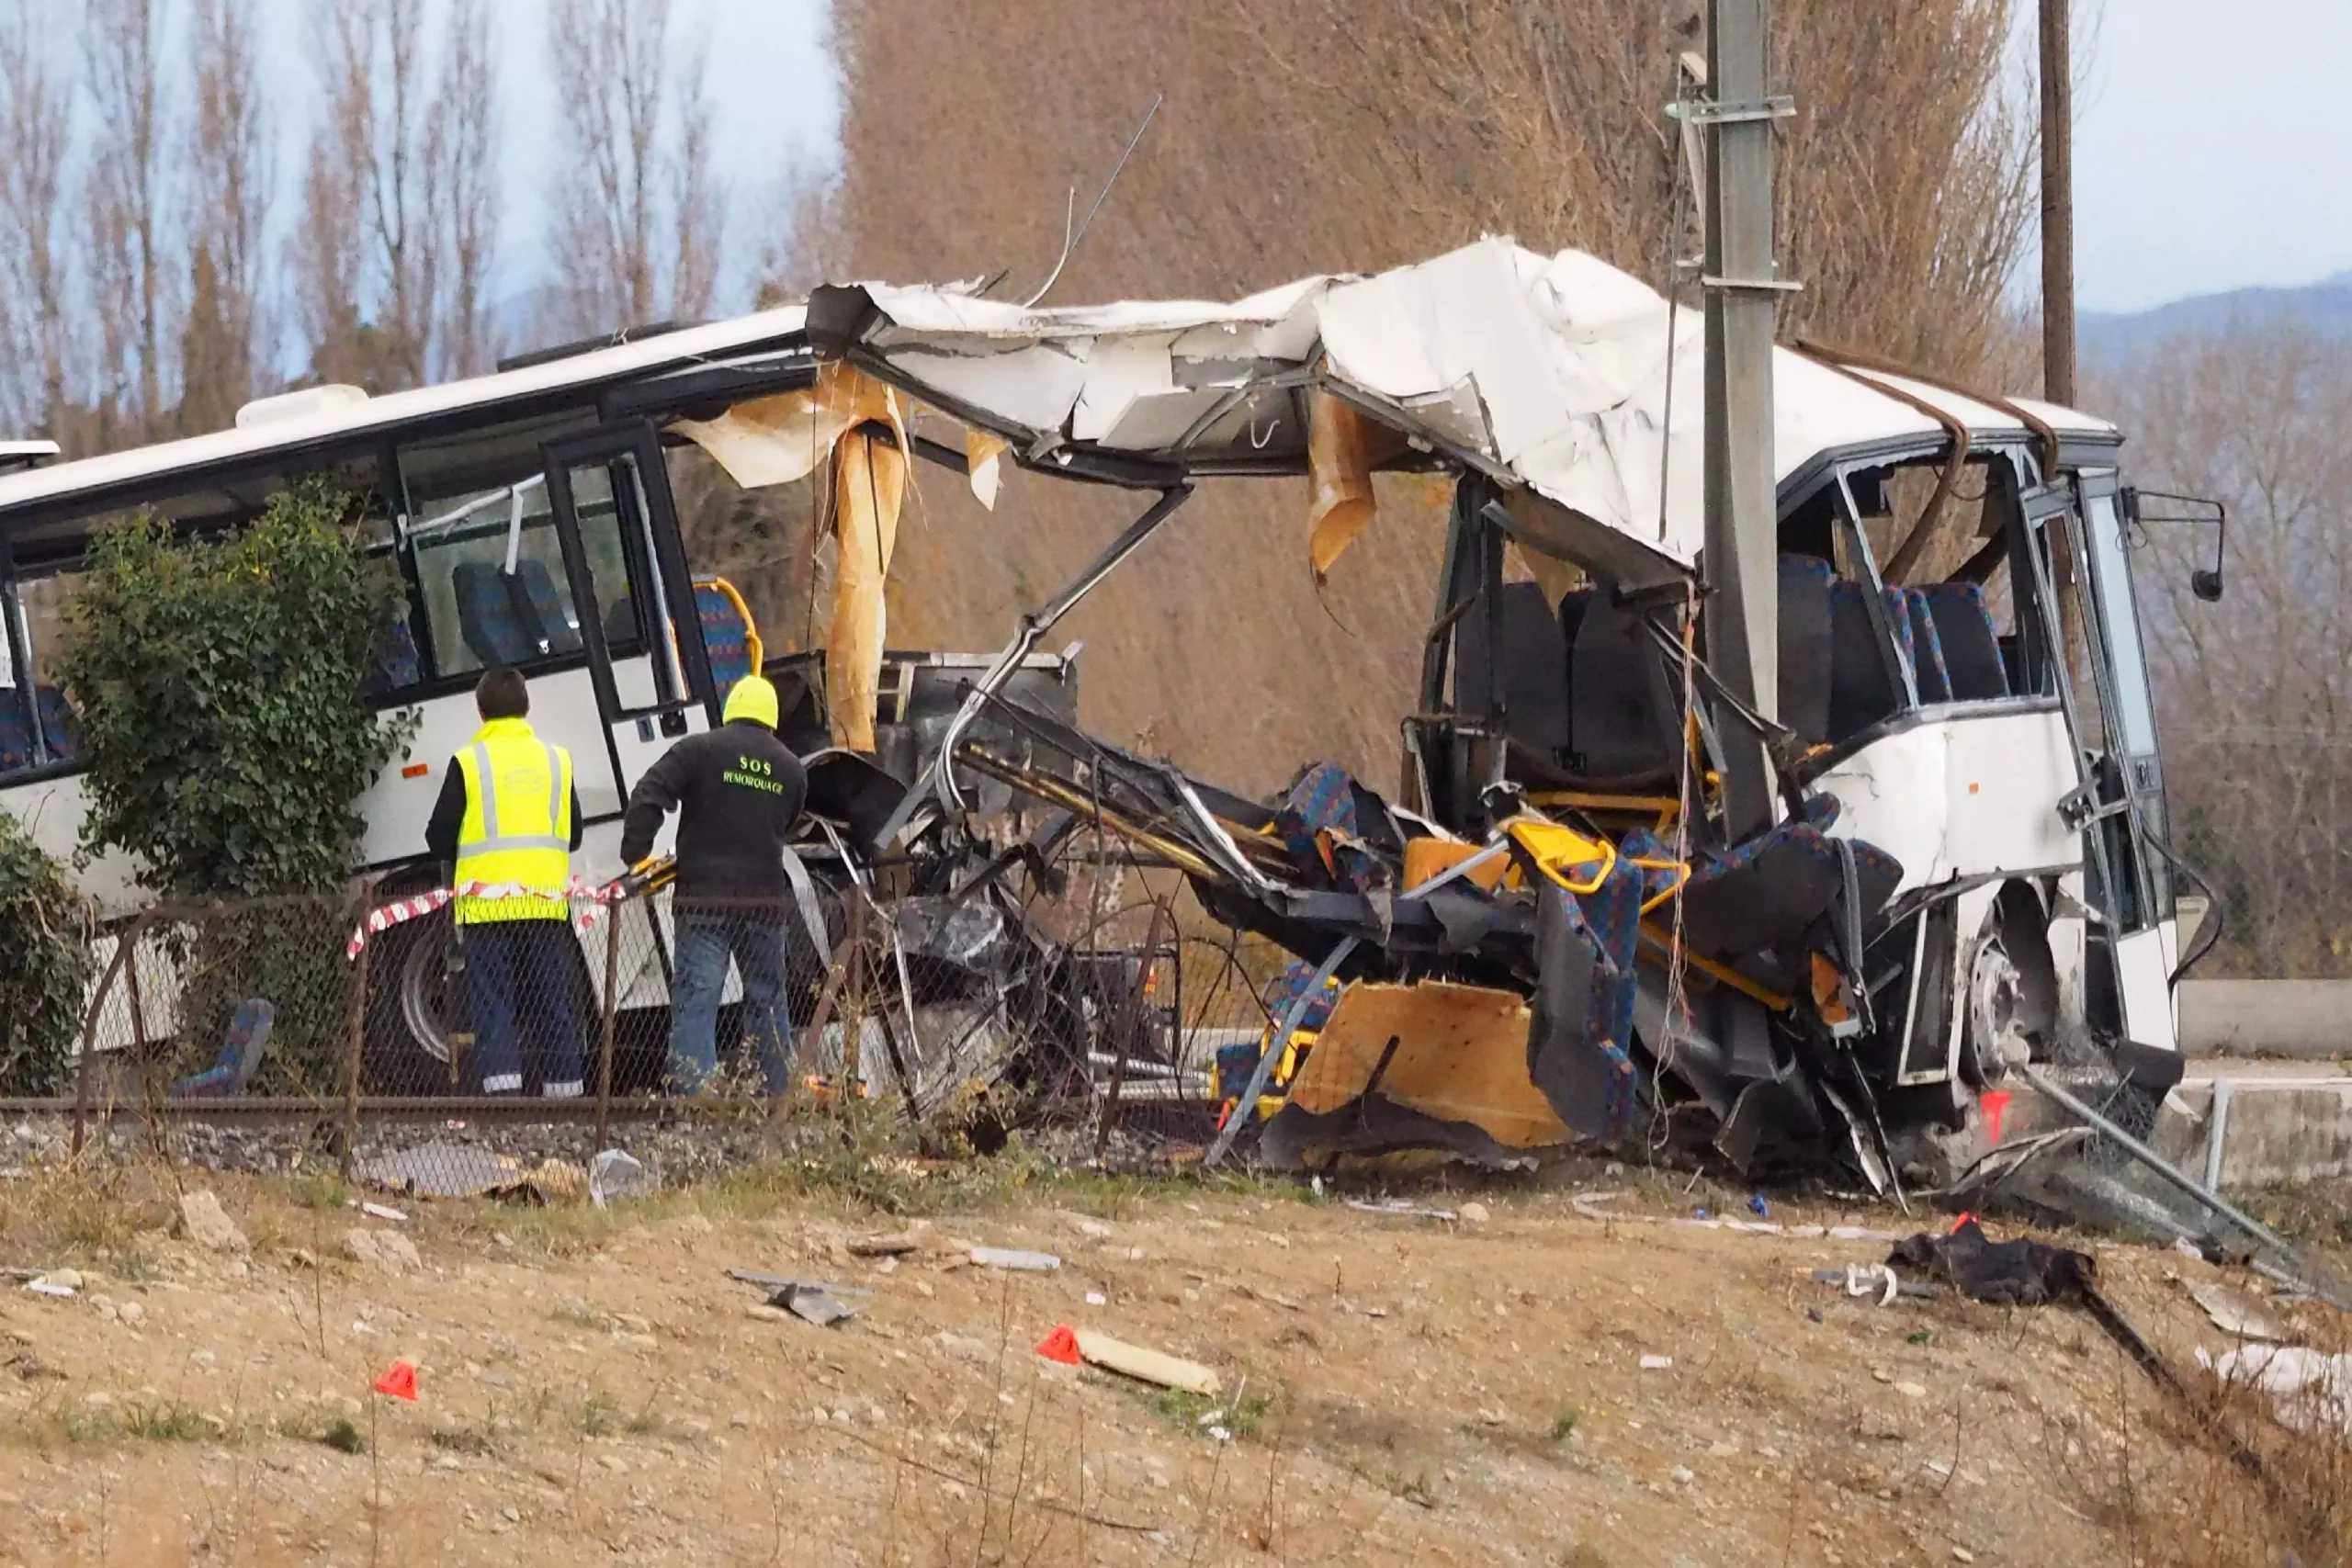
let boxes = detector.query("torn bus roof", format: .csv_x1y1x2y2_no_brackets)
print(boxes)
807,237,2116,580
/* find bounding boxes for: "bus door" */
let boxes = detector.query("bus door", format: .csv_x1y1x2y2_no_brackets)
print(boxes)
2017,471,2176,1051
2070,469,2177,1049
541,423,717,813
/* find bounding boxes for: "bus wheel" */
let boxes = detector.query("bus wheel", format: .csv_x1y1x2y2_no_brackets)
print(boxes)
1962,886,2059,1088
362,908,465,1094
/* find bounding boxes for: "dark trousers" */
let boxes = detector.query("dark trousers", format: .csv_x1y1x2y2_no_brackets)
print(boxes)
462,918,585,1096
668,908,793,1095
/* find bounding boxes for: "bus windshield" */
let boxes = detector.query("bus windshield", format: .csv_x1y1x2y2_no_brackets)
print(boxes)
2082,488,2159,756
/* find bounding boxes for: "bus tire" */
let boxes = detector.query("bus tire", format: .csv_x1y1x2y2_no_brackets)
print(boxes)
363,906,466,1094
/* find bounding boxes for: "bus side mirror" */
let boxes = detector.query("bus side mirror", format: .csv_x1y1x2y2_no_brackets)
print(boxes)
2123,487,2226,603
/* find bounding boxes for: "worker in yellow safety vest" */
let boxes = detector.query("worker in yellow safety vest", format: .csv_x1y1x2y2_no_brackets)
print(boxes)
423,667,587,1096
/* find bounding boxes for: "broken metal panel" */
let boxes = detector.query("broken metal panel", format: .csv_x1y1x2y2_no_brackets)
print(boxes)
1281,981,1568,1150
807,240,2114,584
1806,705,2080,896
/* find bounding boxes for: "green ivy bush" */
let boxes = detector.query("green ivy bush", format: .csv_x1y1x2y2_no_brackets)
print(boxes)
56,477,414,898
0,811,96,1095
54,479,416,1090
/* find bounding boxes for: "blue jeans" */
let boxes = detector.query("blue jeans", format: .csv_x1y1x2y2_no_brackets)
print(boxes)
462,919,585,1096
668,908,792,1095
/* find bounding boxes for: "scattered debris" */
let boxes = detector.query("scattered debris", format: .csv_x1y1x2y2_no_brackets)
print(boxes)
1344,1199,1459,1223
726,1268,877,1320
1811,1267,1937,1303
969,1247,1060,1272
2186,1279,2290,1342
1049,1326,1221,1396
1639,1355,1674,1371
175,1190,249,1256
342,1227,422,1276
590,1150,654,1208
1458,1201,1491,1224
358,1201,409,1224
354,1142,528,1199
25,1274,77,1298
1887,1219,2092,1309
848,1233,922,1258
769,1283,859,1327
1084,1291,1108,1307
2198,1345,2352,1439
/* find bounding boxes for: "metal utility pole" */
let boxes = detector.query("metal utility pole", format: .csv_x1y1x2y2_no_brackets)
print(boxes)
1701,0,1790,840
2039,0,2075,406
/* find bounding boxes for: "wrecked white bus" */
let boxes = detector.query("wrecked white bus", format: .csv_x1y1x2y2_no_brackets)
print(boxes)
0,317,1073,1091
792,238,2223,1189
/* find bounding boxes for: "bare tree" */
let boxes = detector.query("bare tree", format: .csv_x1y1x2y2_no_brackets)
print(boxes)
178,0,271,434
82,0,175,446
2096,323,2352,976
293,0,371,388
544,0,723,338
813,0,2041,792
423,0,498,378
296,0,504,391
0,1,81,443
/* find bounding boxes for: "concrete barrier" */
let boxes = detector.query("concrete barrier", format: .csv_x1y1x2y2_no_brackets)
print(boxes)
2157,1072,2352,1188
2178,979,2352,1058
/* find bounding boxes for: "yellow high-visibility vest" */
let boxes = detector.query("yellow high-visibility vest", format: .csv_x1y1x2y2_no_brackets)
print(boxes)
453,717,573,923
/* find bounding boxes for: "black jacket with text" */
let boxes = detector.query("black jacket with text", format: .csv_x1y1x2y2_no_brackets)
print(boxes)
618,718,808,903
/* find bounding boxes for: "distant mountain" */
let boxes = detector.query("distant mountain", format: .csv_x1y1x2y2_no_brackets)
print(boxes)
2081,270,2352,361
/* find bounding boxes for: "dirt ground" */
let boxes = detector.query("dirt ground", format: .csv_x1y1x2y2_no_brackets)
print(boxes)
0,1150,2343,1568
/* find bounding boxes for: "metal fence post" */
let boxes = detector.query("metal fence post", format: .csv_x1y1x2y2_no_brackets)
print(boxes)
72,905,154,1158
594,906,621,1150
342,882,375,1178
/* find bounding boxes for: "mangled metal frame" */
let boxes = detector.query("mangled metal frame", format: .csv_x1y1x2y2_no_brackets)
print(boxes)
799,241,2203,1188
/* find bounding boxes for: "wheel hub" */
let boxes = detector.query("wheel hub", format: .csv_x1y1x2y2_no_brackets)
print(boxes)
1963,933,2031,1084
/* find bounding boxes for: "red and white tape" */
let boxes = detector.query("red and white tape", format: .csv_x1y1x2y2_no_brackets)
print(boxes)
345,877,624,959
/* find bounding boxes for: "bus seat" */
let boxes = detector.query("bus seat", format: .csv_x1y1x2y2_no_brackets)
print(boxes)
0,693,31,773
1567,590,1680,784
369,615,422,694
1778,555,1836,744
35,686,74,761
1905,590,1951,703
511,559,583,656
1453,581,1571,758
1919,581,2010,700
1826,581,1903,742
453,560,543,666
694,578,763,697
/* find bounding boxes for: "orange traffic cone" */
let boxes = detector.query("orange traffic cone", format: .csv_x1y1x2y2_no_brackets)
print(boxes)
1035,1325,1081,1366
373,1359,419,1402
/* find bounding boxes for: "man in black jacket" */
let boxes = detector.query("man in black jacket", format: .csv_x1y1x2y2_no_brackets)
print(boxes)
619,673,809,1093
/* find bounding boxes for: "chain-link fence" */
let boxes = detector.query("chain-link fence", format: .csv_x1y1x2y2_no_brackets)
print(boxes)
17,833,1296,1195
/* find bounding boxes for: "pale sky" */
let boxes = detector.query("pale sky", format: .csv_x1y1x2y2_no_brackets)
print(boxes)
237,0,2341,319
2067,0,2352,310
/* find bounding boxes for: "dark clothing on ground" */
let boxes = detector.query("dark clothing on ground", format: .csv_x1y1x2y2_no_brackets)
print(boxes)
463,920,586,1096
618,718,808,901
424,763,586,865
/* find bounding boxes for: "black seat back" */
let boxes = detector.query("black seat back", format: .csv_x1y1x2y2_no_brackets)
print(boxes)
1778,555,1836,745
1568,591,1679,781
1827,581,1902,742
1453,581,1573,757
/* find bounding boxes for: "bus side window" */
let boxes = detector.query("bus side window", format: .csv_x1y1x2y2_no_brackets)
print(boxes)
396,418,627,682
359,500,426,699
1,571,85,774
